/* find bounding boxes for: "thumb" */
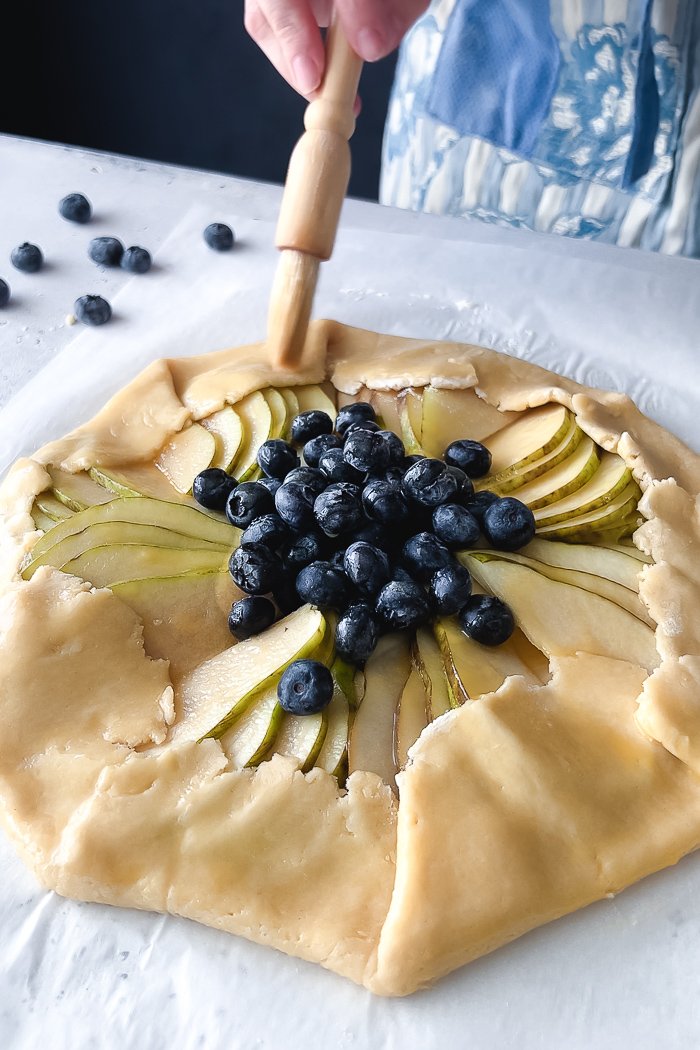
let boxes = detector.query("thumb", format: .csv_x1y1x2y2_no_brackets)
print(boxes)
337,0,429,61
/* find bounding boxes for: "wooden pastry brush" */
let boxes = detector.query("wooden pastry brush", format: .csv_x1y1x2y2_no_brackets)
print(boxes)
267,14,363,369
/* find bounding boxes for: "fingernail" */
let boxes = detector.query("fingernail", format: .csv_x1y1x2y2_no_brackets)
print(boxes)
357,26,387,62
292,54,321,95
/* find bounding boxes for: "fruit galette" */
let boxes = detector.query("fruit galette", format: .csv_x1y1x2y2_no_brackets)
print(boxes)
1,321,699,996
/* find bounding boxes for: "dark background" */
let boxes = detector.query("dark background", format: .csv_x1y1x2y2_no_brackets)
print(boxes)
3,1,396,200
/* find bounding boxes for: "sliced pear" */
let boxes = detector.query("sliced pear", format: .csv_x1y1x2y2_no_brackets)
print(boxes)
533,451,633,526
90,463,189,504
535,481,641,542
463,555,659,672
519,537,644,592
331,655,361,709
203,407,244,472
482,413,584,495
157,424,218,494
173,605,327,743
275,706,329,773
437,617,538,699
405,389,423,445
432,621,469,708
398,394,424,455
394,664,429,768
512,436,599,509
509,628,551,683
31,505,56,533
278,388,300,431
49,466,115,511
231,391,272,482
486,404,572,473
35,491,75,521
348,632,410,786
293,384,337,424
62,544,228,589
263,387,289,440
368,390,401,437
601,541,651,564
218,685,284,768
421,386,518,456
315,685,350,779
414,628,451,719
111,570,238,682
25,496,236,566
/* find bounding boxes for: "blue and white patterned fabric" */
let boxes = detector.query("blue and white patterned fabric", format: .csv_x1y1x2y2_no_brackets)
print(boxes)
380,0,700,256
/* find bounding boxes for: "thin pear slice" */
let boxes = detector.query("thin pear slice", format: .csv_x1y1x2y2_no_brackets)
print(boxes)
405,389,423,444
484,404,573,474
414,628,451,719
394,664,429,768
331,655,361,709
112,570,238,682
509,628,551,683
398,394,424,455
463,555,659,672
35,491,75,521
263,387,289,440
348,632,410,786
535,481,641,542
519,537,644,591
31,505,56,533
173,605,327,743
219,685,285,768
437,617,538,699
49,466,115,511
25,497,236,565
601,541,652,564
62,544,228,589
482,416,584,495
23,520,229,579
157,424,218,494
231,391,272,481
432,621,469,707
275,706,329,773
315,686,350,779
293,384,337,423
203,407,244,472
278,388,300,433
533,451,632,525
368,390,401,437
512,436,599,509
90,463,190,504
422,386,518,456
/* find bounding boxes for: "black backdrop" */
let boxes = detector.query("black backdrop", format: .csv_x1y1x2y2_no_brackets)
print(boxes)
3,1,396,200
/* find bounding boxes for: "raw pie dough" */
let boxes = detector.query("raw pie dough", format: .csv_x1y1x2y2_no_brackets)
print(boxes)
1,321,700,996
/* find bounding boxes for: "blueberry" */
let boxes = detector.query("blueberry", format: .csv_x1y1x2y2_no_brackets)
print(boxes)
343,429,392,475
274,576,303,616
88,236,124,266
392,565,418,586
445,439,492,479
318,447,364,484
376,430,405,467
204,222,235,251
459,595,515,646
228,596,276,640
314,482,363,537
295,561,350,610
277,659,334,715
0,279,9,308
192,467,236,511
335,602,380,665
376,579,431,632
402,454,425,472
285,531,326,571
336,401,376,436
445,464,474,501
344,419,380,437
463,489,500,523
121,245,152,274
291,410,333,444
228,542,281,594
361,478,410,528
283,466,326,495
429,563,473,615
59,192,92,224
11,243,43,273
482,497,536,551
275,481,317,531
343,542,390,597
240,513,289,549
225,481,274,528
402,532,453,582
330,548,347,570
257,438,299,479
257,476,283,499
353,520,390,549
432,504,481,549
402,458,462,508
74,294,112,326
303,433,343,468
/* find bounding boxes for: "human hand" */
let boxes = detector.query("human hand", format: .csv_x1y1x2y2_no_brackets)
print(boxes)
244,0,430,96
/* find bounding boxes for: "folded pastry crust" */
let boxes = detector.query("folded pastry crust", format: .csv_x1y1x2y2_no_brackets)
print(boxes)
1,321,700,995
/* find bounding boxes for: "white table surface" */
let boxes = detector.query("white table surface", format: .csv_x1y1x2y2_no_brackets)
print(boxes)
1,133,700,1050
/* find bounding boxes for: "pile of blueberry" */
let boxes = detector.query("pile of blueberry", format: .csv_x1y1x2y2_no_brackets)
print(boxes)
193,399,537,713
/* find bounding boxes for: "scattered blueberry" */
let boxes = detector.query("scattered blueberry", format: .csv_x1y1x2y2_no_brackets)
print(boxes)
343,429,394,475
402,454,425,471
445,439,492,479
335,603,380,665
402,458,463,508
228,596,276,640
285,531,327,571
192,467,236,511
228,542,281,594
482,497,536,551
314,482,363,537
429,563,473,615
59,192,92,224
274,576,303,616
330,548,347,570
291,410,333,444
463,489,500,522
353,520,390,549
401,532,453,582
0,279,9,308
225,481,274,528
204,222,235,251
445,464,474,501
343,542,390,597
241,513,289,550
335,401,376,436
88,236,124,267
121,245,152,274
361,478,410,526
295,561,350,610
74,294,112,326
275,481,317,531
284,466,326,496
303,433,343,468
318,447,364,484
257,476,283,498
376,430,405,467
257,438,299,479
278,659,334,715
343,419,381,438
459,595,515,646
432,504,481,549
376,579,431,632
11,243,43,273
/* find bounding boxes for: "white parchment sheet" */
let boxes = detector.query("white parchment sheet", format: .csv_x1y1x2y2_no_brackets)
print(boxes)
1,205,700,1050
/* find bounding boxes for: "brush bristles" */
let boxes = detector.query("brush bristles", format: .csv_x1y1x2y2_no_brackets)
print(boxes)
267,251,320,369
